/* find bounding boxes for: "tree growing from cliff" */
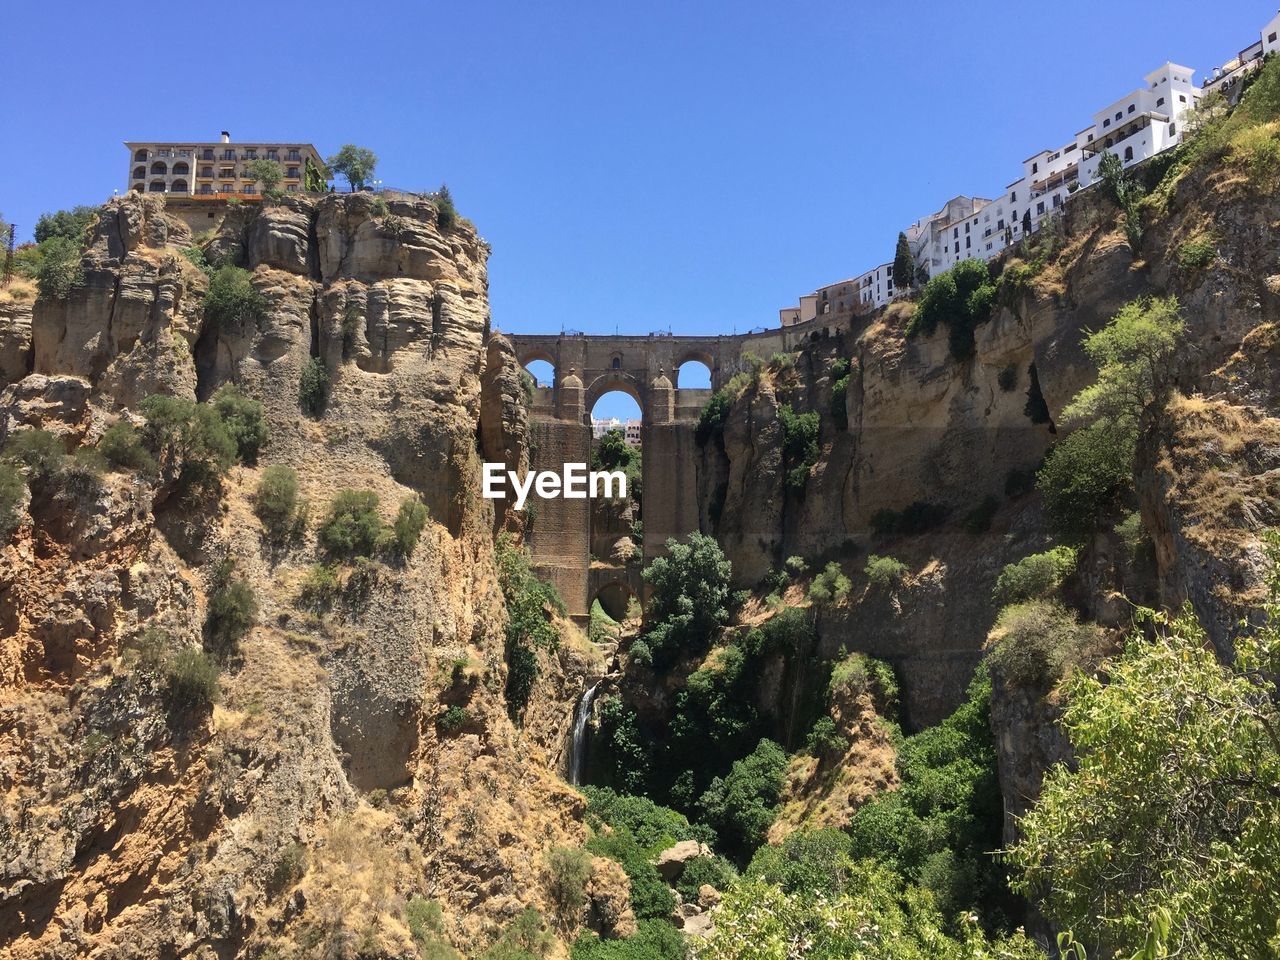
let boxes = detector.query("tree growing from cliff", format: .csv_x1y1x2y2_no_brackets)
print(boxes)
435,183,457,231
1008,542,1280,956
326,144,378,191
908,258,997,361
641,533,732,667
1038,296,1184,538
245,158,285,198
892,232,914,292
33,205,99,245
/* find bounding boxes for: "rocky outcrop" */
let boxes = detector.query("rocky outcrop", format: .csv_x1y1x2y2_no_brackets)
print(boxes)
0,289,34,389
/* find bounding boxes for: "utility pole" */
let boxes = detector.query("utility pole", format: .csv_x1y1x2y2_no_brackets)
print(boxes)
2,224,14,288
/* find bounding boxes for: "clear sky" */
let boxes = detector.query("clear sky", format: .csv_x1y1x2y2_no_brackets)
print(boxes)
0,1,1259,419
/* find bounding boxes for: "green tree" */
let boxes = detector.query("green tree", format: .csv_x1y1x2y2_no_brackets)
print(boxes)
326,144,378,191
987,599,1102,689
203,265,266,330
255,465,300,538
698,738,787,859
205,559,259,656
1008,549,1280,955
1039,296,1184,538
992,545,1077,607
317,489,385,559
892,231,914,292
909,258,997,360
245,158,285,197
210,383,268,464
392,494,430,559
138,394,238,495
498,536,563,720
34,206,98,245
593,428,641,501
299,357,330,416
35,236,84,299
435,183,458,231
641,533,733,666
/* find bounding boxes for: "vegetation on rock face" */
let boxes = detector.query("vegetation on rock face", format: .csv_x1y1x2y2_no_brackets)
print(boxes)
1038,296,1184,538
987,600,1103,690
698,738,787,860
392,494,430,559
97,420,156,474
908,258,997,361
210,384,268,464
204,559,259,657
204,265,267,331
992,545,1077,607
1009,544,1280,955
572,920,687,960
892,231,914,292
318,489,385,559
695,390,733,447
869,500,949,539
435,183,458,231
0,463,24,538
593,428,642,502
864,554,907,589
778,403,820,493
254,465,302,539
34,205,99,245
497,536,563,721
34,236,85,299
299,357,331,416
640,533,732,667
847,668,1012,924
139,394,240,496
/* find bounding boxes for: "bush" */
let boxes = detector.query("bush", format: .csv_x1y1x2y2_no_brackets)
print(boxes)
139,394,238,495
828,652,898,715
746,827,855,894
545,846,593,921
268,841,308,894
864,554,907,589
909,258,997,360
0,463,25,538
1177,234,1218,273
98,420,156,474
778,403,820,493
299,357,330,416
987,600,1101,689
59,447,105,500
479,908,555,960
571,920,686,960
829,373,850,430
4,428,65,478
392,494,429,559
35,236,84,299
695,390,733,447
254,465,300,537
1038,420,1135,538
698,738,787,860
210,384,268,464
205,560,259,656
992,545,1077,607
438,705,470,734
805,715,848,757
498,536,564,720
318,489,385,559
405,897,461,959
165,647,220,710
641,533,732,667
435,183,458,231
298,563,341,609
34,206,98,245
674,854,736,904
204,265,266,330
807,561,851,605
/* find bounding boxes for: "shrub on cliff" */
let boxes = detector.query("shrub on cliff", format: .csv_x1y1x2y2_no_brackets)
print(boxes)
392,494,430,559
1007,573,1280,956
204,559,259,657
35,236,84,299
318,489,385,559
211,384,268,464
165,648,220,711
808,561,851,605
987,599,1102,689
846,667,1008,922
299,357,330,416
204,265,267,331
779,403,820,493
139,394,238,496
697,738,787,860
864,554,907,589
641,533,732,667
545,846,594,921
695,390,733,447
3,428,65,479
1038,296,1183,538
571,920,686,960
908,258,997,360
327,144,378,192
34,205,99,244
435,183,458,231
497,536,563,720
98,420,157,475
255,465,301,539
0,463,24,538
992,545,1077,607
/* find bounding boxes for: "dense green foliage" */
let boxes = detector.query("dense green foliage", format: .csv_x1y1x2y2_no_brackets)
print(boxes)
1097,151,1146,254
97,420,156,474
583,787,692,921
641,534,732,667
698,738,787,860
1038,296,1183,538
299,357,330,416
497,536,563,720
317,489,385,559
34,205,99,244
254,465,301,539
829,356,852,430
694,391,732,447
477,909,555,960
204,559,259,657
1009,565,1280,955
35,235,84,299
778,403,820,492
139,394,239,495
572,920,687,960
326,144,379,191
544,846,594,922
404,897,461,959
593,428,642,502
435,183,458,231
992,545,1076,607
0,463,23,538
392,494,430,559
210,384,268,464
908,259,997,360
245,158,284,196
893,231,914,292
829,651,899,716
807,561,851,605
847,668,1011,923
864,554,907,589
165,647,221,711
987,600,1102,690
204,265,267,331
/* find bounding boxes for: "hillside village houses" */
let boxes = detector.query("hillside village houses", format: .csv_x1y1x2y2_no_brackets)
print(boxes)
780,8,1280,327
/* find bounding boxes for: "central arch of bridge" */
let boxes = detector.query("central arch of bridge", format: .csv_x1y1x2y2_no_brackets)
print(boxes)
508,325,832,621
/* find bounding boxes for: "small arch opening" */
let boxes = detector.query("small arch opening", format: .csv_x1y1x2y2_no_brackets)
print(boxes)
172,161,190,176
170,179,188,193
149,180,166,192
524,359,555,387
132,166,146,180
150,161,167,175
677,360,712,389
593,581,635,623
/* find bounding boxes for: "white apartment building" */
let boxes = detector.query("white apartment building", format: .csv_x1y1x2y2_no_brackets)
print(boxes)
124,132,324,198
592,418,642,447
771,4,1280,326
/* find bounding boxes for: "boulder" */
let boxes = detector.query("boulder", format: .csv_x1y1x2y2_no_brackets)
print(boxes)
653,840,710,881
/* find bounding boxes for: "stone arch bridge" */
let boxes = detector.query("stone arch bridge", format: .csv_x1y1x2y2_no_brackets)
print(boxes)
508,323,835,621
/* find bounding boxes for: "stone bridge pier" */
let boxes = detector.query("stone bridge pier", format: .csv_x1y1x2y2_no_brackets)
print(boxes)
508,325,828,622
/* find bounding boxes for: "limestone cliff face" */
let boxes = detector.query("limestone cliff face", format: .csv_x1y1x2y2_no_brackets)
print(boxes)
0,193,620,958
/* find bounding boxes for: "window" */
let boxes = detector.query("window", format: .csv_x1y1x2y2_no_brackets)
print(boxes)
1115,111,1122,121
1036,201,1045,215
953,227,959,238
997,219,1004,230
287,167,300,179
200,167,213,178
243,185,256,194
1270,31,1277,42
965,236,971,249
286,184,298,193
1128,104,1136,114
287,150,301,161
964,222,970,233
220,168,234,178
1087,133,1094,142
1179,95,1186,103
223,149,235,160
133,166,145,180
1124,146,1134,161
1103,118,1111,128
1169,123,1177,136
1010,190,1017,201
202,149,214,160
954,243,959,254
1157,97,1165,106
1052,194,1061,208
1032,161,1039,173
267,150,279,161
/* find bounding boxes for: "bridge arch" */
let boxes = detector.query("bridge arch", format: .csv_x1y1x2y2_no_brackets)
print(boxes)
584,373,646,420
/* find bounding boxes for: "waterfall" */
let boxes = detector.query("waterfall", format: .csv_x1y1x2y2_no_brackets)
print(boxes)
567,681,601,787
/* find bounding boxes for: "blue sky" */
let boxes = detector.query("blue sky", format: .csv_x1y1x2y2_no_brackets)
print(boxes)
1,1,1257,420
